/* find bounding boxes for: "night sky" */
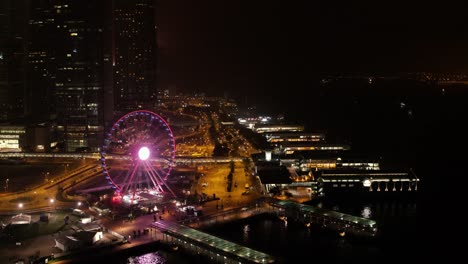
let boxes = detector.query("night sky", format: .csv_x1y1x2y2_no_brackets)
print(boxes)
156,1,468,99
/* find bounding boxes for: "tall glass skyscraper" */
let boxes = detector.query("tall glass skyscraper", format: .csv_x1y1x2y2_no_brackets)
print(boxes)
27,0,108,152
113,0,157,111
4,0,156,152
0,0,28,121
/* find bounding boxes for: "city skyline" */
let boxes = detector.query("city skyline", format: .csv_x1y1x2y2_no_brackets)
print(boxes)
0,1,467,263
1,1,468,153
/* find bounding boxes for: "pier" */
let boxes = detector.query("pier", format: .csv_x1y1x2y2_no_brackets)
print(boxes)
151,220,275,264
268,199,377,237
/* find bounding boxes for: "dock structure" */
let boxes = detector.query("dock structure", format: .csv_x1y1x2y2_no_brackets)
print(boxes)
316,169,420,195
268,199,377,237
151,220,275,264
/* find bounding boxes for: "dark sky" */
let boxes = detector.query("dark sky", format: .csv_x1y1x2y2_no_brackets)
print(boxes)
156,1,468,99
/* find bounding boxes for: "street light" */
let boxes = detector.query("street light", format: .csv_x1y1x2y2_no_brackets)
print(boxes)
18,203,23,209
43,172,50,182
64,164,69,175
49,198,55,212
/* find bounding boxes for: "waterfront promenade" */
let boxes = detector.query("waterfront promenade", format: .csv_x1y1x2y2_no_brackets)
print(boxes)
1,193,381,264
0,196,266,263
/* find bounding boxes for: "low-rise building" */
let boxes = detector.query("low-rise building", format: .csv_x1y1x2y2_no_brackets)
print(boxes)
316,169,420,196
54,230,103,252
0,124,26,152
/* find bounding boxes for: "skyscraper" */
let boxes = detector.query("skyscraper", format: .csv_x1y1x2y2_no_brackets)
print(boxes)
0,0,28,121
113,0,157,111
27,0,108,152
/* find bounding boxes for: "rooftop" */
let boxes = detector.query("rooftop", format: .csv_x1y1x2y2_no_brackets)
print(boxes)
257,166,293,184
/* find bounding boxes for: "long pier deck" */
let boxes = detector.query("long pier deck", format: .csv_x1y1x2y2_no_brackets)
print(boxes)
151,220,275,263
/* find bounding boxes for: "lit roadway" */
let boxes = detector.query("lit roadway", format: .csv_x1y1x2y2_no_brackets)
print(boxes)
195,161,261,211
0,160,101,214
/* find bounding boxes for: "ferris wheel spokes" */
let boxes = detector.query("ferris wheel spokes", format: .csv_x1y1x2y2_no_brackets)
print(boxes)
146,160,175,196
141,161,165,193
121,159,140,195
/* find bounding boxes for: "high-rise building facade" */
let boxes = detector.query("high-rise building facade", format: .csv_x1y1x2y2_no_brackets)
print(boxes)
27,0,108,152
113,0,157,111
0,0,28,121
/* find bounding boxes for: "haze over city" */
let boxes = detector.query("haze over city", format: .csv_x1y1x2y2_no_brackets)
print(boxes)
157,1,468,96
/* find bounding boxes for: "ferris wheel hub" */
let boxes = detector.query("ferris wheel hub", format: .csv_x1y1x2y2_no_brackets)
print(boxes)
138,146,150,161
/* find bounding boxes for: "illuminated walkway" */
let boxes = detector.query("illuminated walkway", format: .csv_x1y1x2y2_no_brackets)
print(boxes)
151,220,275,263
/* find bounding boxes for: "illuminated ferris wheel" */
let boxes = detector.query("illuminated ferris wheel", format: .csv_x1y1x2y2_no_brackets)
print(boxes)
100,110,176,204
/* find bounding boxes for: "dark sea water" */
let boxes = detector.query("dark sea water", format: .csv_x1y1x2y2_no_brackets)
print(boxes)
118,194,431,264
103,246,193,264
203,197,420,264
